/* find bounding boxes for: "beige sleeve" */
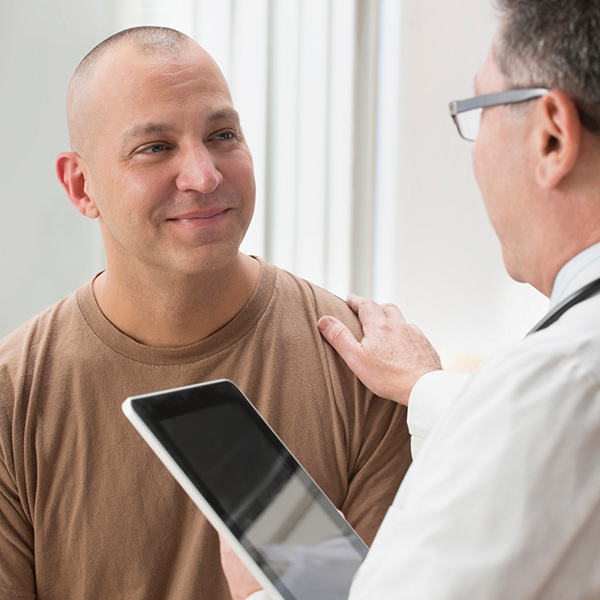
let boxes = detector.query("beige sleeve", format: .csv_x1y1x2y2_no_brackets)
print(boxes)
0,441,36,598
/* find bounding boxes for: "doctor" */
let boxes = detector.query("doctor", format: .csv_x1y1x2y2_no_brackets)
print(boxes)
223,0,600,597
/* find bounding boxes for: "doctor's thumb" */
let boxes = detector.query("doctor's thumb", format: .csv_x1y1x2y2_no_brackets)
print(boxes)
318,316,360,366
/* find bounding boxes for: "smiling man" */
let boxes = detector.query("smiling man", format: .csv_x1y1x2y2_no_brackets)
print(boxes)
0,27,411,599
58,32,259,347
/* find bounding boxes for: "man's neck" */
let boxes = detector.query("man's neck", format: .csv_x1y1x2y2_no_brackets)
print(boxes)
92,254,261,347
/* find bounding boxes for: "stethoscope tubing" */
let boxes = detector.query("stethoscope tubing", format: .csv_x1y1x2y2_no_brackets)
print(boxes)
528,277,600,334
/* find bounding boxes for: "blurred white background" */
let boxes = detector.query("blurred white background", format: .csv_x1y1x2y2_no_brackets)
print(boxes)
0,0,547,367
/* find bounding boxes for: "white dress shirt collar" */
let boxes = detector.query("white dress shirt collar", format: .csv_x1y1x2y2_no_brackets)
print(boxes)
549,241,600,309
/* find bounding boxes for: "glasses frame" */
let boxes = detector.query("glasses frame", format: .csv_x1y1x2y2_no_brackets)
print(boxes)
449,87,599,141
449,88,549,141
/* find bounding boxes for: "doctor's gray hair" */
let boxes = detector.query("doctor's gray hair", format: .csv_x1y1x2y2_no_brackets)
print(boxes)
493,0,600,123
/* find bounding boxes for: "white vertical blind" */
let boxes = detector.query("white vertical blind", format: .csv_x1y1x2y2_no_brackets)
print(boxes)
372,0,402,302
351,0,379,297
227,0,270,259
266,0,301,273
324,0,356,296
293,0,331,286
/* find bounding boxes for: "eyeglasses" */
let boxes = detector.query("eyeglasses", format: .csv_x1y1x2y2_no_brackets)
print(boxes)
449,87,599,141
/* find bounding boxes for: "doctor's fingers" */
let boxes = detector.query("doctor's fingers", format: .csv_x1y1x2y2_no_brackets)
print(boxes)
346,295,408,331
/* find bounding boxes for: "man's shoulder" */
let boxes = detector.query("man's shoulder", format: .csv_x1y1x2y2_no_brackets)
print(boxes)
0,284,87,364
269,264,363,339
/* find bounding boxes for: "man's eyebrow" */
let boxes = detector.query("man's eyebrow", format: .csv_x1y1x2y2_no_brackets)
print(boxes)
121,122,177,145
121,109,241,145
207,108,241,126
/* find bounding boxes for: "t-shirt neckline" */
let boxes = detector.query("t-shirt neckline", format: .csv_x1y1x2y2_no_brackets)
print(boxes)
75,257,276,365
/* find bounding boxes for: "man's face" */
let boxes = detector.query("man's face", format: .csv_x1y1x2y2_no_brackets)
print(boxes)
472,46,538,285
78,43,255,280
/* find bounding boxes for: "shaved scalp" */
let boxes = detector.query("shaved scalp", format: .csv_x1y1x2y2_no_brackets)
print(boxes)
66,26,194,155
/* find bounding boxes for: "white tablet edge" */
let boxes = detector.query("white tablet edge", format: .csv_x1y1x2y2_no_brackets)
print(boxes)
122,387,286,600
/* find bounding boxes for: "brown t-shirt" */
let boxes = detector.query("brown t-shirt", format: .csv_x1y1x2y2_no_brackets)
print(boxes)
0,260,411,599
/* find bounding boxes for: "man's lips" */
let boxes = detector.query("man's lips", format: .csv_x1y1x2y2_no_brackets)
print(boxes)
166,207,231,222
163,207,234,231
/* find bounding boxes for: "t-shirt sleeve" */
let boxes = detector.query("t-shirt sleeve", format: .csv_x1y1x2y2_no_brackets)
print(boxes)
332,376,411,544
0,449,36,598
339,389,411,546
310,288,413,546
0,357,36,599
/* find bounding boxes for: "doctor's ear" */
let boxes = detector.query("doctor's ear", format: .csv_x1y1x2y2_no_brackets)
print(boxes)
56,152,100,219
534,90,581,190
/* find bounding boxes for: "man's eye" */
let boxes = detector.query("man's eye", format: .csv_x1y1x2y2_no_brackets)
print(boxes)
213,131,235,141
142,143,168,153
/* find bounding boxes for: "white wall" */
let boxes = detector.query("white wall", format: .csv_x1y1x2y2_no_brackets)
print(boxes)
390,1,548,367
0,0,110,338
0,0,548,368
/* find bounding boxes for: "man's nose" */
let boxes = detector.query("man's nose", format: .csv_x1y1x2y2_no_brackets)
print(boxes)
175,145,223,193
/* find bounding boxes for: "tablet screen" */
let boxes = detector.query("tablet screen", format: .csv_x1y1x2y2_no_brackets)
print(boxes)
129,380,368,600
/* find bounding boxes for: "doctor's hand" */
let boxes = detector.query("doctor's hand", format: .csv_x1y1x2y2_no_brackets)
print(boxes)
318,294,442,407
219,535,263,600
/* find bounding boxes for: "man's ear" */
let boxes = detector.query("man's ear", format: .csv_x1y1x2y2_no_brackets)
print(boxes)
56,152,100,219
534,90,581,190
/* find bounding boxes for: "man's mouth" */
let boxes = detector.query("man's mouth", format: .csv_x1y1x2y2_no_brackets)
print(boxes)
166,207,232,225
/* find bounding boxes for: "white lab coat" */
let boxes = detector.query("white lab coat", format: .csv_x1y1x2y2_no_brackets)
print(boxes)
251,242,600,600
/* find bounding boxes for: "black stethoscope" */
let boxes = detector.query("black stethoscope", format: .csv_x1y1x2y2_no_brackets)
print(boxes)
528,276,600,334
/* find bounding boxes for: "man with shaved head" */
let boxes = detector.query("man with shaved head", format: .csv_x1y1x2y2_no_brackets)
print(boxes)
0,27,411,599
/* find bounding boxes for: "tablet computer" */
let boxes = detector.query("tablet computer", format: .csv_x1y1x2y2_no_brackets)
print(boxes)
122,379,368,600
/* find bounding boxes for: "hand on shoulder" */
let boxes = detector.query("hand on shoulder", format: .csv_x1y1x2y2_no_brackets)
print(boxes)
318,294,442,406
